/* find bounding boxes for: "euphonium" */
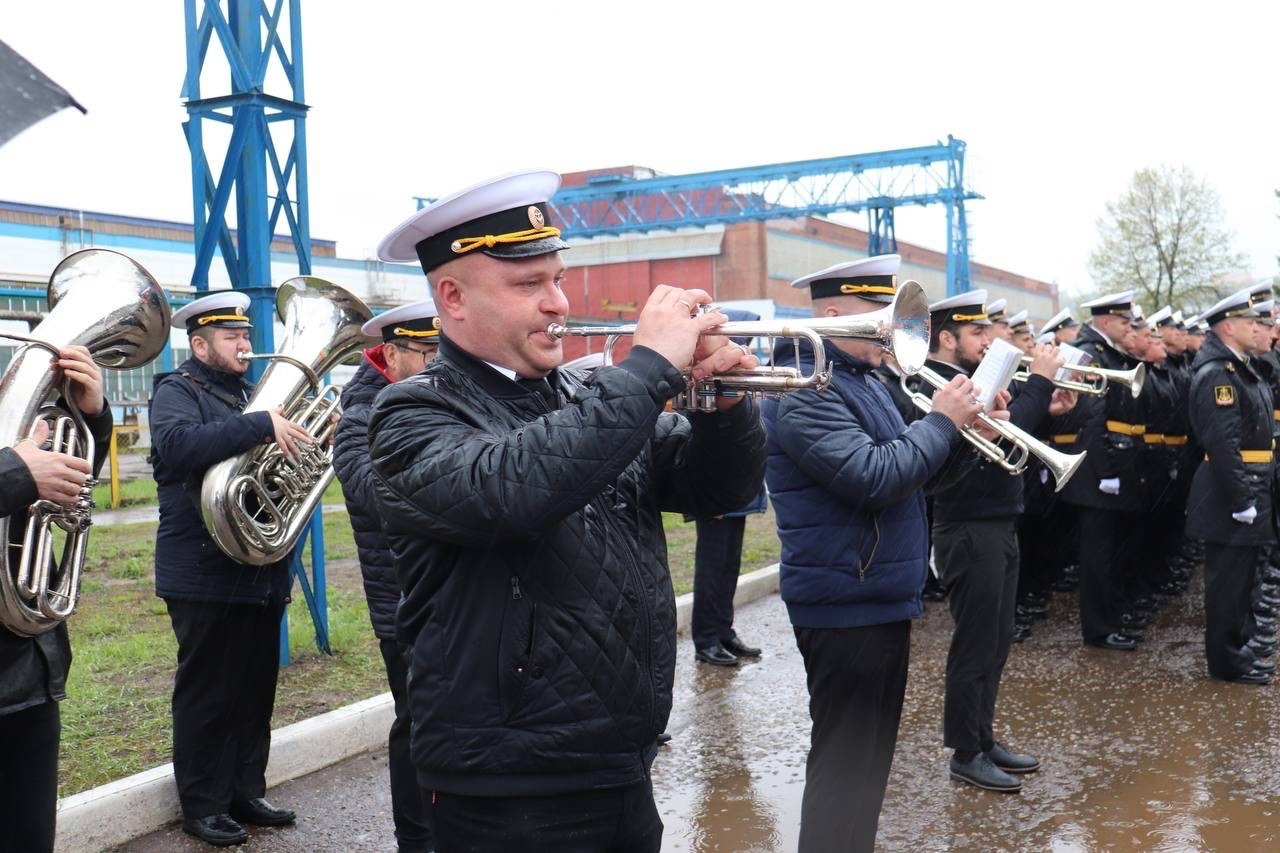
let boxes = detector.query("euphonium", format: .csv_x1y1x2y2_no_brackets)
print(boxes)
0,249,171,635
547,280,931,411
201,278,373,566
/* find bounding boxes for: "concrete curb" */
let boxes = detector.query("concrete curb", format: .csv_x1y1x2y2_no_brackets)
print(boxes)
55,563,781,852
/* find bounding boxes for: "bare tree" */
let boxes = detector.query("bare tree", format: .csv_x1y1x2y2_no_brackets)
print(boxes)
1089,165,1246,313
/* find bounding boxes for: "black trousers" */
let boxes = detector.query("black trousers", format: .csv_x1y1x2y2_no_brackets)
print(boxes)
1204,543,1261,679
0,700,59,853
429,780,662,852
379,638,433,852
691,515,747,648
793,621,910,853
1076,507,1140,642
167,599,285,819
934,518,1019,753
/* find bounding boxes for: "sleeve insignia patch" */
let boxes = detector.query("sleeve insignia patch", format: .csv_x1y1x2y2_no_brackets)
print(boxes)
1215,385,1236,406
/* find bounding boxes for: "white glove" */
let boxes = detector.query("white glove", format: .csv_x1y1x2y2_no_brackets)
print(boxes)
1232,505,1258,524
1098,477,1120,495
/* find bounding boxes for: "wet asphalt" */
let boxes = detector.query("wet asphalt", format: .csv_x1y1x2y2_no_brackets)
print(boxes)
116,571,1280,852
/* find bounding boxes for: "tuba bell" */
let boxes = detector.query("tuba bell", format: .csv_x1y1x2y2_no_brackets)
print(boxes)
0,249,171,635
201,277,374,566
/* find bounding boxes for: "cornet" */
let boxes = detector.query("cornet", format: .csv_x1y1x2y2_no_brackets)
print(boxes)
1012,357,1145,398
546,281,932,411
898,365,1087,492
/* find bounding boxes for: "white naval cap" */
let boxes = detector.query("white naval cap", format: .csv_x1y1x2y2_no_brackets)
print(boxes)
1172,310,1186,329
361,299,441,343
1248,281,1274,306
1131,304,1148,329
377,169,570,274
1040,307,1077,335
928,289,991,325
1007,309,1030,332
986,298,1008,323
170,290,252,332
1080,290,1135,318
1034,331,1056,345
1247,298,1274,319
790,254,901,303
1200,287,1257,326
1146,306,1173,327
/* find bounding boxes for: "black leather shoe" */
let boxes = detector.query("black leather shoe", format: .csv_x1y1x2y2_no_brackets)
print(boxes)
656,731,672,746
182,814,249,847
1252,657,1276,673
1249,639,1276,657
1229,668,1273,685
949,752,1021,792
721,634,762,658
1087,633,1137,651
987,741,1040,774
1011,622,1032,644
229,797,296,827
694,643,738,666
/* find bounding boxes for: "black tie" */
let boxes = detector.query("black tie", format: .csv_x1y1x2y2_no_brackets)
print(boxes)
518,376,557,409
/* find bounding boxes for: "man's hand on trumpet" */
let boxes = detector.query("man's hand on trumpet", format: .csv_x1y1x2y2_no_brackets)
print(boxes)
973,389,1012,441
1048,388,1078,417
929,375,985,429
632,285,726,372
1025,343,1064,380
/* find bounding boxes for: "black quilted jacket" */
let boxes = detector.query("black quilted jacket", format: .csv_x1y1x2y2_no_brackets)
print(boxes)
368,336,767,796
333,349,399,640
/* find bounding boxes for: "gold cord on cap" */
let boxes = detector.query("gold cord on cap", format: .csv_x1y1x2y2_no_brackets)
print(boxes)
449,226,562,256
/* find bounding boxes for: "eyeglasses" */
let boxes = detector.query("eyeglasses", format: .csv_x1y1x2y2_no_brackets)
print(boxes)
391,342,435,358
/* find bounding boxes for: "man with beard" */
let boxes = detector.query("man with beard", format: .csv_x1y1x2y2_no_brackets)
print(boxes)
922,291,1067,791
149,291,311,847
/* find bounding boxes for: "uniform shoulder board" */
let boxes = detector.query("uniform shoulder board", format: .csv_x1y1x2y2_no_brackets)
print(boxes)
1226,362,1236,373
1214,385,1235,406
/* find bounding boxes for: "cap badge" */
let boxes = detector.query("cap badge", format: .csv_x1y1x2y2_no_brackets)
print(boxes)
433,316,442,330
528,206,545,228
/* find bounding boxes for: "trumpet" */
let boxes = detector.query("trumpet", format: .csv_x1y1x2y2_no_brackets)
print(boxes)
546,281,931,411
1012,357,1145,398
898,365,1087,492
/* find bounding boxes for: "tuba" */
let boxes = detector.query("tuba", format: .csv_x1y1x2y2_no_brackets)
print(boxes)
547,280,931,411
201,277,373,566
0,249,171,635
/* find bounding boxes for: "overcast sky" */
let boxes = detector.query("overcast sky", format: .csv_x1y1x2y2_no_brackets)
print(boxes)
2,1,1277,302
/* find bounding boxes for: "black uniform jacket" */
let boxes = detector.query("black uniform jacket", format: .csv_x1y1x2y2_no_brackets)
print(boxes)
1059,324,1146,511
1140,360,1186,509
368,335,766,797
333,348,399,641
1185,334,1275,545
921,360,1054,523
149,358,289,604
0,397,111,715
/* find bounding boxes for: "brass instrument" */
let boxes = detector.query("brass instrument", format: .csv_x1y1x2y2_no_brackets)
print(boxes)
898,365,1087,492
547,280,931,411
0,249,171,635
1012,357,1145,398
201,278,374,566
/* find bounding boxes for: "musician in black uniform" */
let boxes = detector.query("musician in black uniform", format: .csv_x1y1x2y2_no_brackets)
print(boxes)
0,347,110,853
1251,301,1280,661
332,300,440,852
922,292,1067,792
149,292,311,847
1060,291,1147,650
1186,287,1276,684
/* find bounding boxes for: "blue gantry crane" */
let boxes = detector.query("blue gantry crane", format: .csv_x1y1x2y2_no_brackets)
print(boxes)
546,136,982,297
181,0,328,663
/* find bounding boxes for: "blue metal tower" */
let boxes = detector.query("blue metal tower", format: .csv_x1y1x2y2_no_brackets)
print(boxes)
545,136,982,296
181,0,328,662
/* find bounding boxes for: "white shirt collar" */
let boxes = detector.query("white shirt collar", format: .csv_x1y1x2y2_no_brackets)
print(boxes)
484,361,518,381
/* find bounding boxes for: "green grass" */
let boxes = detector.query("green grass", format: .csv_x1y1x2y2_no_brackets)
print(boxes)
57,498,779,795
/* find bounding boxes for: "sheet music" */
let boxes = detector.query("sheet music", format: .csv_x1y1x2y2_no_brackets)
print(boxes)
1055,342,1088,380
971,337,1023,411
